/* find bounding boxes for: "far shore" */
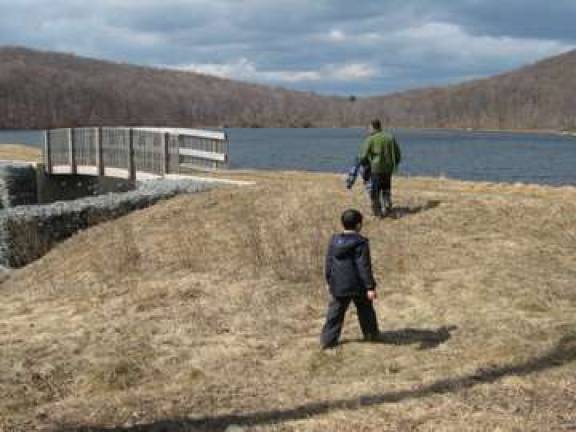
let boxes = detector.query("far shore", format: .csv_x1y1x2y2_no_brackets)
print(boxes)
0,125,575,137
0,143,41,161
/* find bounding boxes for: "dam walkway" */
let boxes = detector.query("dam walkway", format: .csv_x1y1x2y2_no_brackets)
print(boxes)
42,126,235,183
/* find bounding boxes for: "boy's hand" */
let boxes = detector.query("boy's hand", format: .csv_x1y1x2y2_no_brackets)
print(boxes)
367,290,377,301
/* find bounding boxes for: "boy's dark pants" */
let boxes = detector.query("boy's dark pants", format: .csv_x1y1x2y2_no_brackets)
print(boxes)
370,172,392,217
321,295,379,348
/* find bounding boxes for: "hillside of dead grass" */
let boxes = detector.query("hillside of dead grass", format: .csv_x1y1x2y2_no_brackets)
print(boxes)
1,170,576,431
0,144,41,162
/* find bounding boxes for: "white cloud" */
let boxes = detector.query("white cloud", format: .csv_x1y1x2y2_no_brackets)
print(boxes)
0,1,575,94
316,29,382,44
331,63,380,80
393,22,572,65
327,29,347,42
170,59,380,83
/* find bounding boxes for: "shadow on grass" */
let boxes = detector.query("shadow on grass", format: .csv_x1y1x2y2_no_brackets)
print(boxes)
61,334,576,432
391,200,441,219
370,325,457,350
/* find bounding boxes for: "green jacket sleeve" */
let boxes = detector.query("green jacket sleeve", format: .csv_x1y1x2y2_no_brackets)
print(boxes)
393,137,401,166
359,137,371,162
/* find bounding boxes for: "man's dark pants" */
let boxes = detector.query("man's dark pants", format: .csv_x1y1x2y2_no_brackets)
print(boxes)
321,295,379,348
370,172,392,217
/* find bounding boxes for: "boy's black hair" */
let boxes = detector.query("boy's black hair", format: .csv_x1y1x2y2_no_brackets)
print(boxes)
341,208,363,230
371,119,382,131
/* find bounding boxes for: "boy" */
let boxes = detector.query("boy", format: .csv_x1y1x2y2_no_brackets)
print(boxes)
321,209,380,349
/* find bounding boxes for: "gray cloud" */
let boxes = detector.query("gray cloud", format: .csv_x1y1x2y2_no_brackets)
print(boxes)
0,0,573,95
444,0,576,42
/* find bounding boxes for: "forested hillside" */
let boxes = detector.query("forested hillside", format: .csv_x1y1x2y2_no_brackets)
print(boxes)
0,47,344,129
0,46,575,130
360,49,576,131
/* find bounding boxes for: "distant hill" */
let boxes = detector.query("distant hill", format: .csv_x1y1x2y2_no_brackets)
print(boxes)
0,47,344,129
0,46,575,130
357,49,576,131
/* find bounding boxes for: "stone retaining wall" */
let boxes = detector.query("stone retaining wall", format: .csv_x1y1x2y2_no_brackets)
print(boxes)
36,169,136,203
0,162,38,208
0,178,215,268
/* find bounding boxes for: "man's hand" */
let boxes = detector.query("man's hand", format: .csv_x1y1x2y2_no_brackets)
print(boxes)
345,176,354,189
367,290,377,301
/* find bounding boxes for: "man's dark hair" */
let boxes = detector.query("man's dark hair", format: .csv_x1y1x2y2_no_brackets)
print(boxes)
341,209,363,230
371,119,382,131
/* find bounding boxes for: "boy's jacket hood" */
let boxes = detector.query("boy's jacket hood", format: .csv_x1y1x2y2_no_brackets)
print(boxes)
332,233,366,258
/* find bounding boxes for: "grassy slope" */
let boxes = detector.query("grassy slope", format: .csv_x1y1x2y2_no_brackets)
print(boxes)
1,171,576,431
0,144,40,162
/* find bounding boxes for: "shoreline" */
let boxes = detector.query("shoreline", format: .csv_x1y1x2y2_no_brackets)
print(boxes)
0,125,575,136
0,143,575,190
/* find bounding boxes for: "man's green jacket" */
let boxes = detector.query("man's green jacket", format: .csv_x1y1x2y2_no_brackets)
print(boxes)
359,130,401,175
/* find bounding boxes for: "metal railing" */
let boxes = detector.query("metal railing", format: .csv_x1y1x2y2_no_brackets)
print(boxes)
43,127,228,180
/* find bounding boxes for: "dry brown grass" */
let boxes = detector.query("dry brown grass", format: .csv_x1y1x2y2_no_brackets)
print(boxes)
0,144,41,162
1,171,576,431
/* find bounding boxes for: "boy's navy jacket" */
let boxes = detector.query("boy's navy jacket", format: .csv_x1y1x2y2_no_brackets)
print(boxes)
325,232,376,297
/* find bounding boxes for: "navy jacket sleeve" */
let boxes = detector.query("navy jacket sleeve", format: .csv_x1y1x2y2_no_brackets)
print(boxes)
355,240,376,290
325,236,334,284
345,159,360,189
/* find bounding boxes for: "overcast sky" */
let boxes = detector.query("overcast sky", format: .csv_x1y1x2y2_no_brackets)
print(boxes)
1,0,574,95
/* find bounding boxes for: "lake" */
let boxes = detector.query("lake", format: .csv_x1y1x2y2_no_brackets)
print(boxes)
1,128,575,186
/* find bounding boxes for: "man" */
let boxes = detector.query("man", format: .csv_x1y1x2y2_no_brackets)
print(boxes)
320,209,379,349
359,119,401,218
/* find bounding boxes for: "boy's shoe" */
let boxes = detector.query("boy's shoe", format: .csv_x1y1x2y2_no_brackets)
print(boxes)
321,343,339,351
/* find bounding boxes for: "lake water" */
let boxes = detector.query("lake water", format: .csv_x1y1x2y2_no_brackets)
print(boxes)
1,128,575,186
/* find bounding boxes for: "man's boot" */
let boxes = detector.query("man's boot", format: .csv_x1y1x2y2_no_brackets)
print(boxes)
370,182,384,217
372,200,383,218
382,191,392,217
